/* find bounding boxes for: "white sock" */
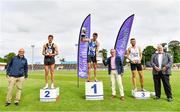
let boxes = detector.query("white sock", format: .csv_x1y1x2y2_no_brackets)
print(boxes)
51,83,54,88
44,83,48,89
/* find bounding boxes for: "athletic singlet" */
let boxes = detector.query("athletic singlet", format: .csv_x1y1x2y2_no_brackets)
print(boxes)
45,43,55,54
88,40,97,56
129,46,141,61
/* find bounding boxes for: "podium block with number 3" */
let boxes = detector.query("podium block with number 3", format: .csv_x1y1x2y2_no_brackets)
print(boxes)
85,81,104,100
132,90,150,99
40,87,59,102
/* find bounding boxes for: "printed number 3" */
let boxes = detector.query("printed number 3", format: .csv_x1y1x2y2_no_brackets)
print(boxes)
91,84,97,94
45,91,50,97
141,92,145,97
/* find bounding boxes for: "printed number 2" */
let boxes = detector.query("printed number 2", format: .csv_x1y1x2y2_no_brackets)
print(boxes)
91,84,97,94
45,91,50,97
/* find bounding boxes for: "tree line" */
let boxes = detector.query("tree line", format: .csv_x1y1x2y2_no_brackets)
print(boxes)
0,40,179,66
99,40,180,66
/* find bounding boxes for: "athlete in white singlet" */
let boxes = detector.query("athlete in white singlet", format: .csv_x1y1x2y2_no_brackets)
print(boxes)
127,38,144,92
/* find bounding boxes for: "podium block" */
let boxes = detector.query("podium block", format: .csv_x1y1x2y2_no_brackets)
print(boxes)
40,87,59,102
150,92,155,97
85,81,104,100
132,90,150,99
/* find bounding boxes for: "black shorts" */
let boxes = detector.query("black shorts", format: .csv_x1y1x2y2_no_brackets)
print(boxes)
87,55,97,63
130,63,142,71
44,57,55,65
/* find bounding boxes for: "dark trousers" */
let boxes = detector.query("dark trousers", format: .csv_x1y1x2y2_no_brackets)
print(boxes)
153,72,172,98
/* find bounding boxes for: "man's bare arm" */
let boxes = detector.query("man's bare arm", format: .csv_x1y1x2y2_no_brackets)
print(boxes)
96,41,100,53
139,47,142,61
126,47,131,61
42,44,47,56
54,44,59,56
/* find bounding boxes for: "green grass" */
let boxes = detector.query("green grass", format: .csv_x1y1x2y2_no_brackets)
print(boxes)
0,69,180,111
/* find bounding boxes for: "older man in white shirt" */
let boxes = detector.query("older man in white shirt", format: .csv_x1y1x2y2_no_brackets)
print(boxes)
151,44,173,102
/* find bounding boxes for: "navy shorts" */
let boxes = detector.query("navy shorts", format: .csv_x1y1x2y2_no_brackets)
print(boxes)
44,57,55,65
87,55,97,63
130,63,142,71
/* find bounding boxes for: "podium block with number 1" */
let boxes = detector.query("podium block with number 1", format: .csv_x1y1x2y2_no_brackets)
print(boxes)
85,81,104,100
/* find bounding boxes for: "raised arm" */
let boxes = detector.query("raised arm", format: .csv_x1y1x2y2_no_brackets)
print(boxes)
103,58,109,66
81,37,90,42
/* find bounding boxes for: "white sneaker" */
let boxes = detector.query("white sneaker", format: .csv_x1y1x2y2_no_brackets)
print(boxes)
43,84,48,89
133,88,137,92
141,88,147,92
51,83,55,89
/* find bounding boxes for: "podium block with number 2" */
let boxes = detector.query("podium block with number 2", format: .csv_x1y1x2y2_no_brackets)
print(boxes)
40,87,59,102
85,81,104,100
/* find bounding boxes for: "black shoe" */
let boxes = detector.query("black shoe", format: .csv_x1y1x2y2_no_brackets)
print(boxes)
111,95,116,100
5,102,11,106
167,98,173,102
120,96,125,101
154,96,160,100
14,102,19,106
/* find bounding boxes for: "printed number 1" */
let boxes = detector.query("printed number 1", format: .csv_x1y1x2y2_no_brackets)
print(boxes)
91,84,97,94
45,91,50,97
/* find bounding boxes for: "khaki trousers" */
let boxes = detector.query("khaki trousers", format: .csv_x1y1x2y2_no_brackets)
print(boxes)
6,76,25,103
110,70,124,96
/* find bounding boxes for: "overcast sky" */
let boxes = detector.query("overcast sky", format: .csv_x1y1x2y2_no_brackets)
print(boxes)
0,0,179,64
